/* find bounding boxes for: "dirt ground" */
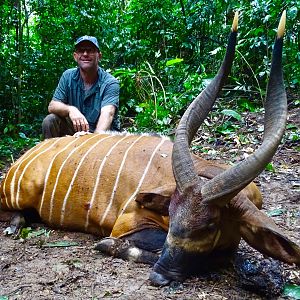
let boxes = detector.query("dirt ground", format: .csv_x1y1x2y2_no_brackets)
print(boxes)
0,109,299,300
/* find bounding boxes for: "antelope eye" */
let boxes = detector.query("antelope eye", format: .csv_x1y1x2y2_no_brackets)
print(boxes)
207,223,217,231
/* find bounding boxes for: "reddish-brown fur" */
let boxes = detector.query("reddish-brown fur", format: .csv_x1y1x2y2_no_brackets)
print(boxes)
0,133,260,242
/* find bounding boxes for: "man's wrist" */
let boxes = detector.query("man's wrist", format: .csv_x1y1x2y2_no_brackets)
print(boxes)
68,105,76,115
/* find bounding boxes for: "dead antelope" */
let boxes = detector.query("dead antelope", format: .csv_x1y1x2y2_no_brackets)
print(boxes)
1,11,299,288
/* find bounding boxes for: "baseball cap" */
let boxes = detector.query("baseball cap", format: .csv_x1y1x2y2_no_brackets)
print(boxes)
75,36,99,50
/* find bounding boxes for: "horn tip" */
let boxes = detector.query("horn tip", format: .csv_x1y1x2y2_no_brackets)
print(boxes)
277,10,286,39
231,11,238,32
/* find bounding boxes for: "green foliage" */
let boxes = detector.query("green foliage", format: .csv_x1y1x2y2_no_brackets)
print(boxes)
42,241,79,248
237,98,258,112
283,284,300,299
221,109,242,121
265,162,276,172
285,124,300,144
0,0,299,158
266,209,286,217
0,126,40,165
19,227,51,240
115,59,206,133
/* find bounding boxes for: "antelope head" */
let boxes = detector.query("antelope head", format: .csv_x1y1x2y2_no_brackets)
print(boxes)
150,11,300,285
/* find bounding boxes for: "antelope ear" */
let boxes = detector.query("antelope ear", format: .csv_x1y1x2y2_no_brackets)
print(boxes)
136,184,175,216
237,200,300,266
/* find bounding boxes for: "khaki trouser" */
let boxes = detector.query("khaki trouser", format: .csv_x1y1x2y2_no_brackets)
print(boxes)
42,114,75,139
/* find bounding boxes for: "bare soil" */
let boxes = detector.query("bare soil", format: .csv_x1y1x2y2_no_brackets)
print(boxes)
0,109,299,300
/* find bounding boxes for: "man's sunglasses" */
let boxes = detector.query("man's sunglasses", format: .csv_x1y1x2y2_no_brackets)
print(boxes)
75,47,98,54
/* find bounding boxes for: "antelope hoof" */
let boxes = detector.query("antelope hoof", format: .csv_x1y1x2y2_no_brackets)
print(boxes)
149,270,171,286
94,237,122,256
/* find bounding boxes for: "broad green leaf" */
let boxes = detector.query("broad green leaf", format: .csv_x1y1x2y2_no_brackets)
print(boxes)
266,209,286,217
286,124,297,130
288,133,300,142
19,227,33,239
43,241,79,248
221,109,242,121
289,7,298,20
28,228,50,238
166,58,184,66
19,132,27,139
265,163,275,172
283,284,300,299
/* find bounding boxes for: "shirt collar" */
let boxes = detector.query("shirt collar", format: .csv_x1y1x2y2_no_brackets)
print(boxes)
72,67,104,86
72,67,81,81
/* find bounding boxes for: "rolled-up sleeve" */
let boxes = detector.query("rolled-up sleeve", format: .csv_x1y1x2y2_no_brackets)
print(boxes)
53,72,68,103
101,81,120,109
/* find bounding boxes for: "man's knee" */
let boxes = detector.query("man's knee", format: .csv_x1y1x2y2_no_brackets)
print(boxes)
42,114,75,139
42,114,63,139
42,114,59,127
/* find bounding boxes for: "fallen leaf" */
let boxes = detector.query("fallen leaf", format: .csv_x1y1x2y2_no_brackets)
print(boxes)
42,241,79,248
283,284,300,299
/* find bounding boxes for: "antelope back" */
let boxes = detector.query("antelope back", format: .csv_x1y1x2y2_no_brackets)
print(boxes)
0,133,173,236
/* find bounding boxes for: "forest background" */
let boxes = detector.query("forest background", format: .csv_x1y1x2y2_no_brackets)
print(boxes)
0,0,299,165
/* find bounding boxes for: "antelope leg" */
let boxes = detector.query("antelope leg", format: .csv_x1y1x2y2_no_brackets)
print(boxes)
1,208,41,235
95,229,167,265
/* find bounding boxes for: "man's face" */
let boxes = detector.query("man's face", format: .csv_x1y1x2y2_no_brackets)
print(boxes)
73,41,102,72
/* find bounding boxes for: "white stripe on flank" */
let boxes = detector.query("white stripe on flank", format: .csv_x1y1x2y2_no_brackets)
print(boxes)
2,167,15,209
14,139,61,209
38,138,80,216
83,135,130,231
3,141,48,209
117,137,167,219
97,135,144,230
58,135,115,226
48,134,100,223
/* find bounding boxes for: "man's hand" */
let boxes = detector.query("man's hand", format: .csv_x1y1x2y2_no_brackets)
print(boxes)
48,100,89,132
68,106,89,132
